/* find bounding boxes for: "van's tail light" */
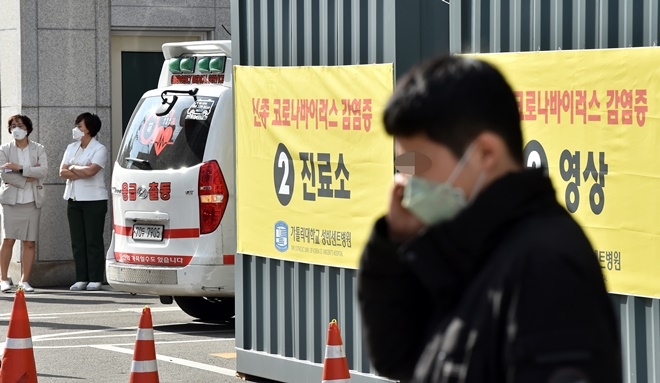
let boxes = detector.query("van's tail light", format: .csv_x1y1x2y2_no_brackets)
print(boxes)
198,160,228,234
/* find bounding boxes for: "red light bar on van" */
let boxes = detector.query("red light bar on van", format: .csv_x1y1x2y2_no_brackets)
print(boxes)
171,74,225,85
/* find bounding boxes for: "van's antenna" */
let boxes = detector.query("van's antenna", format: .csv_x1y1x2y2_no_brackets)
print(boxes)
222,24,231,36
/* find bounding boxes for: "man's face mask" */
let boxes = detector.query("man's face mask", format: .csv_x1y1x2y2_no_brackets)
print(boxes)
401,143,485,225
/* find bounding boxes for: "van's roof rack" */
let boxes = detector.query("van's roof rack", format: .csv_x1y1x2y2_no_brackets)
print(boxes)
162,40,232,60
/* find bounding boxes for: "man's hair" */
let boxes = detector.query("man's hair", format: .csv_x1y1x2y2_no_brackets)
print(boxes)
7,114,33,136
384,55,523,164
75,112,102,137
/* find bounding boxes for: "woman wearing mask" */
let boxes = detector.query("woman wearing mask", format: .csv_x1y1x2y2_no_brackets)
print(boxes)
0,114,48,293
59,112,109,291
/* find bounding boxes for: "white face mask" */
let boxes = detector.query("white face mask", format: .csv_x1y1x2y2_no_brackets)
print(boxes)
11,128,27,140
72,127,85,141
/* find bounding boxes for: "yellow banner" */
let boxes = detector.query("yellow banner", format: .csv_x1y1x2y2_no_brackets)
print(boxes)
234,64,394,269
473,48,657,297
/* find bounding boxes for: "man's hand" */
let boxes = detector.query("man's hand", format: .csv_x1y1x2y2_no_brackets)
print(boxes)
386,173,424,242
26,177,36,182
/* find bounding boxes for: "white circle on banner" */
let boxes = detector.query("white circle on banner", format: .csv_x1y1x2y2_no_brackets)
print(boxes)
522,140,549,176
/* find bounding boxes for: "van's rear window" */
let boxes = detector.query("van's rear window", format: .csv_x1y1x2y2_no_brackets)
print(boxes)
117,96,218,170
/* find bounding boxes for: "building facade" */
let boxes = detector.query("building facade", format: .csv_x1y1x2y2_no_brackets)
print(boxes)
0,0,230,285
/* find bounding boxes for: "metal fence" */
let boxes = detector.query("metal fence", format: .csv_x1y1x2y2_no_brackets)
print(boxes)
232,1,396,382
447,0,658,54
232,1,659,382
449,1,660,382
231,0,395,67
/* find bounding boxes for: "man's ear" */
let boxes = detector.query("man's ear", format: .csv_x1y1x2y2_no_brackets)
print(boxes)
473,131,506,171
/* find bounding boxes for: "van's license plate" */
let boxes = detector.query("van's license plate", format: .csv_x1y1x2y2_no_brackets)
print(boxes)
132,225,164,241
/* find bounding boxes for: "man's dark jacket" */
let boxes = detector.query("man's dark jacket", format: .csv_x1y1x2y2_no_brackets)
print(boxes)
358,169,621,383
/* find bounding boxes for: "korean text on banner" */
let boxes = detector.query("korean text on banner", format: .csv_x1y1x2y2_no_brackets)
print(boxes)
234,64,394,269
473,48,655,298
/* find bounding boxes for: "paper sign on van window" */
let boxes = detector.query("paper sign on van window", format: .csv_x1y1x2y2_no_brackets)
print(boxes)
186,99,215,121
234,64,393,269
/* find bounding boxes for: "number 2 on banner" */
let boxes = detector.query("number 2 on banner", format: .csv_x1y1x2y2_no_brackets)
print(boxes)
274,143,295,206
278,152,290,195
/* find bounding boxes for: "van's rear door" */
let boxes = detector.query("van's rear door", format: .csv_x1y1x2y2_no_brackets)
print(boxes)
111,91,220,266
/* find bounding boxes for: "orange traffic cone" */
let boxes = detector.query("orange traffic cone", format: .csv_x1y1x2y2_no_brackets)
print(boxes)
129,306,159,383
322,319,351,383
0,287,38,383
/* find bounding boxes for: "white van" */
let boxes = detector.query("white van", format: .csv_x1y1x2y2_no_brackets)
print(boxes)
105,40,236,321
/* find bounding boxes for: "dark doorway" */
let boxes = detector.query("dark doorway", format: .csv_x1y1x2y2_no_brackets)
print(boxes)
121,52,164,135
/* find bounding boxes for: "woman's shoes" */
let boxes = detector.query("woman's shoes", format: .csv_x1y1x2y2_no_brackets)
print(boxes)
0,279,11,292
18,282,34,292
86,282,102,291
1,279,35,293
70,281,88,291
70,281,102,291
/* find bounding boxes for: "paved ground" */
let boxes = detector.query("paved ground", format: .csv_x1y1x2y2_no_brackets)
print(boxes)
0,285,275,383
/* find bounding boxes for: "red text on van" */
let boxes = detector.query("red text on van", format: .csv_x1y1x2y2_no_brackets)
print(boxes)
122,182,172,201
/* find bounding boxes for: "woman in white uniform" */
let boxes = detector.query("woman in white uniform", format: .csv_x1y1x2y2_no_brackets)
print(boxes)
59,113,109,291
0,114,48,293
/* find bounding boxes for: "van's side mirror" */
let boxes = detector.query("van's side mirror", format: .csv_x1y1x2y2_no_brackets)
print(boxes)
156,95,178,116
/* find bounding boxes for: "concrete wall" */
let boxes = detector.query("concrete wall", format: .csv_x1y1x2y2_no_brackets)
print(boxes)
111,0,231,39
0,0,230,286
